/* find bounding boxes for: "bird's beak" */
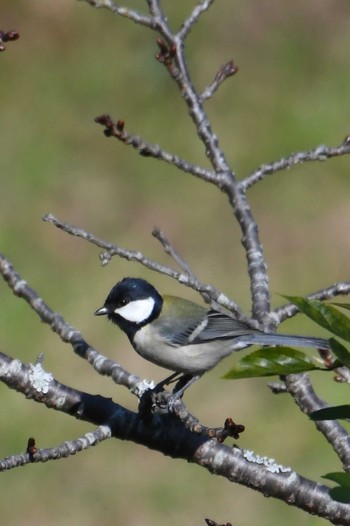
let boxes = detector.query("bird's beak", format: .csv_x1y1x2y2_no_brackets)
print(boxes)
94,306,109,316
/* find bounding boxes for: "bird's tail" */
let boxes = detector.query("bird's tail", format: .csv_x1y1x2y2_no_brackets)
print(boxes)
235,333,330,350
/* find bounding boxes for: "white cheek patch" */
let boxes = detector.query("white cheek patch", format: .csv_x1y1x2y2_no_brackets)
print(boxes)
114,298,155,323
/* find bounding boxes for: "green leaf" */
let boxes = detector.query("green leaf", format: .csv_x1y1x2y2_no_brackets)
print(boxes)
323,473,350,503
310,405,350,421
329,487,350,504
323,472,350,489
223,347,323,380
284,296,350,342
329,338,350,367
332,303,350,311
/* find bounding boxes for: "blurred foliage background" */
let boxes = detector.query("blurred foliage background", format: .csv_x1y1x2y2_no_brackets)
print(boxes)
1,1,350,525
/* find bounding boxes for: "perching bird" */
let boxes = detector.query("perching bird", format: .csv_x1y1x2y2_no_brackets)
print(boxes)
95,277,329,400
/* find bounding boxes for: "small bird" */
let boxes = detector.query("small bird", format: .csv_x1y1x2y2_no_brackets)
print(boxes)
95,277,329,401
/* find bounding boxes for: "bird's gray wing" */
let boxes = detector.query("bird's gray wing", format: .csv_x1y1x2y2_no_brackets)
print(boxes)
168,310,257,346
190,311,330,350
190,310,258,342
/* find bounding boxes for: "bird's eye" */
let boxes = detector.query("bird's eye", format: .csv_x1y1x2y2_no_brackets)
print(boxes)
120,298,128,306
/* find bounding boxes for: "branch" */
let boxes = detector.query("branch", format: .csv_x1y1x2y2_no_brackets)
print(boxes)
42,215,249,320
273,282,350,323
152,227,197,280
284,374,350,471
94,114,218,185
196,441,350,525
242,137,350,191
85,0,272,321
178,0,214,40
0,426,111,471
0,252,146,394
200,60,239,103
0,251,249,437
1,350,349,524
80,0,156,28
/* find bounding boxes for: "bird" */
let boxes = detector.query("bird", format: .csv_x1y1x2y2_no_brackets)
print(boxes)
94,277,329,403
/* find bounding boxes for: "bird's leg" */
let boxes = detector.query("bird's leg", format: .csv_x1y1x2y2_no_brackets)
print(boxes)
139,373,202,415
155,371,182,391
138,372,182,417
173,373,194,394
167,374,201,413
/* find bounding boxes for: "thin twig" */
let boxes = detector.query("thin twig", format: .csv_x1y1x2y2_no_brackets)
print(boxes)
80,0,156,28
152,227,197,280
273,282,350,323
42,214,249,320
0,426,112,472
242,138,350,191
94,115,219,185
200,60,239,103
178,0,214,40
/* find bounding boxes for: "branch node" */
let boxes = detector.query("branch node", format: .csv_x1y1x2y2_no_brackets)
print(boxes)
200,59,238,102
0,29,20,52
155,37,176,65
26,437,37,460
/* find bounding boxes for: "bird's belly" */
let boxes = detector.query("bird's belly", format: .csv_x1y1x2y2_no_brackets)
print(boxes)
133,326,244,374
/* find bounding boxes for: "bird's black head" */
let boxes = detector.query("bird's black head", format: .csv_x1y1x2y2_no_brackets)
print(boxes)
94,277,163,338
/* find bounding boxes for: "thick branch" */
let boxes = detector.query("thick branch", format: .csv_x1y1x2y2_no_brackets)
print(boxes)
1,350,349,524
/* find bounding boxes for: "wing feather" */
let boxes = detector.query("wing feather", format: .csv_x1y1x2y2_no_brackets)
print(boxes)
153,296,257,347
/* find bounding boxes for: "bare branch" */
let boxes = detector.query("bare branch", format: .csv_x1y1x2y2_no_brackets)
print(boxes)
195,440,350,525
200,60,239,103
0,352,349,523
273,282,350,323
94,114,218,185
168,38,271,320
42,214,250,320
242,137,350,191
0,426,111,472
152,227,197,280
178,0,214,40
85,2,271,321
0,252,143,393
284,373,350,471
79,0,156,28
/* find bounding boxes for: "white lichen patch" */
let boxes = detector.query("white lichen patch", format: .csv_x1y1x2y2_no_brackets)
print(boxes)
29,363,53,393
132,378,156,397
243,449,291,474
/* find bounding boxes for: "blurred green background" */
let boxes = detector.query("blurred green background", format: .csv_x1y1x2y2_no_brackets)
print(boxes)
1,1,350,525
